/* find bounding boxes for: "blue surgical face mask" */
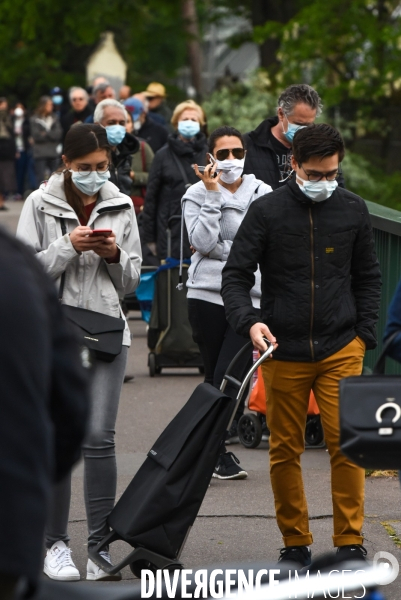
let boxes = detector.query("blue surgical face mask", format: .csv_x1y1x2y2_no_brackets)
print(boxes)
283,115,307,143
52,95,63,105
178,120,200,139
106,124,126,146
296,173,338,202
70,170,110,196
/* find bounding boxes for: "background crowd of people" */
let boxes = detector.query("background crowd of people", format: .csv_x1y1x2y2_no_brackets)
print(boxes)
0,79,174,208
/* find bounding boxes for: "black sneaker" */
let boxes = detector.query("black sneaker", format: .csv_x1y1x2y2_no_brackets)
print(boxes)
225,420,239,445
212,451,248,480
336,545,367,563
278,546,312,568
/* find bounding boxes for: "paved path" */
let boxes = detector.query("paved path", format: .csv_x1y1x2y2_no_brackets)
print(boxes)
2,201,401,598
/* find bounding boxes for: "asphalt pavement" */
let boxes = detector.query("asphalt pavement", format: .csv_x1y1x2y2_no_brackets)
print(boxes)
2,200,401,599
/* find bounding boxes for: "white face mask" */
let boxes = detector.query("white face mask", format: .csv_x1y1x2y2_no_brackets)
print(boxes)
133,120,141,132
216,158,245,184
296,173,338,202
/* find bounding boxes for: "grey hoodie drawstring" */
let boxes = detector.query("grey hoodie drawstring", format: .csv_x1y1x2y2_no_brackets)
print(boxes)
177,200,186,291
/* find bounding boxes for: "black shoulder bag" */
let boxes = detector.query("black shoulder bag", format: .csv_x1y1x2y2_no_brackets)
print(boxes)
59,219,125,362
339,331,401,469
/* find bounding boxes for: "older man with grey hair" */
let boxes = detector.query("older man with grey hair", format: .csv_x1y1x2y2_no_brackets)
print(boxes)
243,84,326,188
93,98,139,197
61,87,92,139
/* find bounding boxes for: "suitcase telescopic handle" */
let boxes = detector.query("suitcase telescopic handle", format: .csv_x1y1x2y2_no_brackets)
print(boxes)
220,338,275,402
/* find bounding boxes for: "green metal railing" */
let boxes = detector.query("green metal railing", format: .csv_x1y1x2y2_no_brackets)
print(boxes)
364,200,401,374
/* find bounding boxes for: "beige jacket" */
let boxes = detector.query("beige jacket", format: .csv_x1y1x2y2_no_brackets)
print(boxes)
17,173,142,346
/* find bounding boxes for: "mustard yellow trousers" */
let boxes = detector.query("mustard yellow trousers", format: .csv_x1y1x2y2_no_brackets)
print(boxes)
261,336,366,547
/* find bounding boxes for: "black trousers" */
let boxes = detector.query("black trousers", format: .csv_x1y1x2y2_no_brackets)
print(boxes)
187,299,254,422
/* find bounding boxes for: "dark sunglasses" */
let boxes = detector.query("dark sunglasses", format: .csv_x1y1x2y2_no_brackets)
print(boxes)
215,147,245,161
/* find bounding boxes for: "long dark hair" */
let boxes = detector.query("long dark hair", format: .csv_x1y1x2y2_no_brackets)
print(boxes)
35,95,52,117
61,123,111,220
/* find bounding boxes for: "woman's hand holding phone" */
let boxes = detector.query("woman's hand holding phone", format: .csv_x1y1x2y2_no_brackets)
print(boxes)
93,232,120,262
193,161,222,191
69,226,117,257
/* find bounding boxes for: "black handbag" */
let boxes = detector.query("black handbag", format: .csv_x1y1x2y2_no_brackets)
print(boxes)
59,219,125,363
339,331,401,469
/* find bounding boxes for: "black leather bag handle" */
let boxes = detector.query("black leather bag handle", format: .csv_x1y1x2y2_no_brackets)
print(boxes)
373,330,401,374
58,218,67,302
170,150,192,190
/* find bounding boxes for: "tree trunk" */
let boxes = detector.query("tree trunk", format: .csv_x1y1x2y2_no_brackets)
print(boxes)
251,0,297,74
181,0,203,98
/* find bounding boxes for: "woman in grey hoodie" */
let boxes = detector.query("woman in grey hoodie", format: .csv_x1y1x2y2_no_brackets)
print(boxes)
183,126,272,480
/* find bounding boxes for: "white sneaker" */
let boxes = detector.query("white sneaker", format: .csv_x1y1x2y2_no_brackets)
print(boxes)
44,540,80,581
86,551,122,581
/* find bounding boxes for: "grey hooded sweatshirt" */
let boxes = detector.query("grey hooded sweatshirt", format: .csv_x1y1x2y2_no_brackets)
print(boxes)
183,173,272,307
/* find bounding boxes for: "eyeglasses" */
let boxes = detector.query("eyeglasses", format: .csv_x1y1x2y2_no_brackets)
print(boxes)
300,165,339,182
75,163,110,174
215,148,245,161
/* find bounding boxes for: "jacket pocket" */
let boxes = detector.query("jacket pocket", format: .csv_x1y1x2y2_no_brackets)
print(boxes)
323,230,354,268
191,256,205,284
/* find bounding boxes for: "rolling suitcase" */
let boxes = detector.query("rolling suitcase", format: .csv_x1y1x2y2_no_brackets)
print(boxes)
147,215,203,376
88,340,274,578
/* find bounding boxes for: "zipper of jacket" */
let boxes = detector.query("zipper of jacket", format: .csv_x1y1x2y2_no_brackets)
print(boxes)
309,207,315,360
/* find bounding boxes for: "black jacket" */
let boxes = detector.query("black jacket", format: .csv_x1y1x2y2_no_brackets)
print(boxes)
141,132,208,259
221,178,382,362
109,132,139,197
243,116,346,189
0,228,89,586
243,116,282,188
0,110,16,160
137,116,169,153
61,106,93,140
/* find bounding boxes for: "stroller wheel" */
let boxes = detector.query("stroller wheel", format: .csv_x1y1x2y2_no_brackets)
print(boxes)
149,353,156,377
238,413,262,448
305,415,324,446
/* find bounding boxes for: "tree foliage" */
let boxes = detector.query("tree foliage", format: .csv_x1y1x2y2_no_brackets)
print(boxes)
0,0,192,105
253,0,401,114
202,71,277,132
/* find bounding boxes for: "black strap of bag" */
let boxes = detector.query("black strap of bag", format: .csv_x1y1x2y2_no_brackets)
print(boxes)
58,218,124,362
170,150,192,190
59,218,68,301
373,330,401,374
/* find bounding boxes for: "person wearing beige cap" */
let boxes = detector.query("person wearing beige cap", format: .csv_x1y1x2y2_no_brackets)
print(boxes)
144,82,173,128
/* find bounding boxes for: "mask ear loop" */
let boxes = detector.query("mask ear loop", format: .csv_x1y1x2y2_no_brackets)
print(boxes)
279,169,294,183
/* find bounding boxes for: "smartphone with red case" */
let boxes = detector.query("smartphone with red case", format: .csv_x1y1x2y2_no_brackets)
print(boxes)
91,229,112,237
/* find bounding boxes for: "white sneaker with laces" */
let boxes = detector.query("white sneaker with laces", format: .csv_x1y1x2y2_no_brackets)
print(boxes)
44,540,80,581
86,550,122,581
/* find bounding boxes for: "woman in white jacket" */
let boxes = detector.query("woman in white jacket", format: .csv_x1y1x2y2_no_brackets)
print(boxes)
183,126,272,480
17,123,142,582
